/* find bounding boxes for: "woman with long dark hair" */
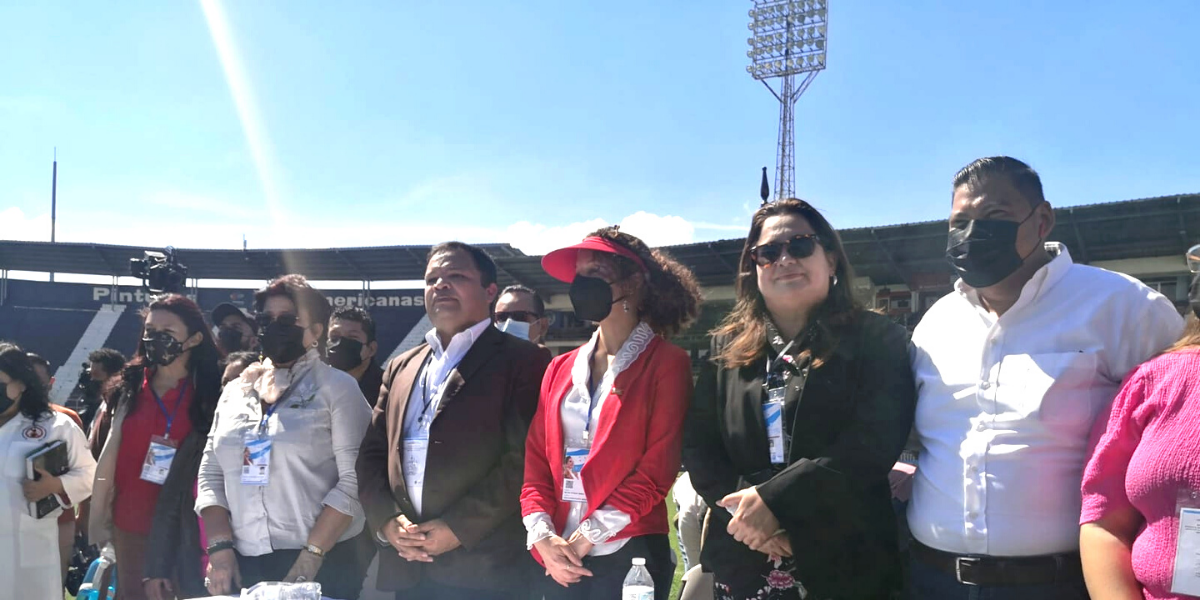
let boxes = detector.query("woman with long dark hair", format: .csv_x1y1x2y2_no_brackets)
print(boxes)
522,227,703,599
0,342,97,599
682,199,917,599
89,294,223,600
198,275,372,599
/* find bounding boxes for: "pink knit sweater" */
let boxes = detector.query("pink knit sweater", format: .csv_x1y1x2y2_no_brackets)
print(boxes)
1081,348,1200,600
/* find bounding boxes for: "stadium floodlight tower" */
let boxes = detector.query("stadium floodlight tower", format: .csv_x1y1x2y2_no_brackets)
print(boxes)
747,0,827,202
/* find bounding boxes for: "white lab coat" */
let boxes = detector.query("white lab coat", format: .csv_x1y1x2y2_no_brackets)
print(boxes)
0,410,96,600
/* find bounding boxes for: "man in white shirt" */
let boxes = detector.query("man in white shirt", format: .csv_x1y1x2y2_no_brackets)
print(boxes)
356,242,550,600
905,156,1184,599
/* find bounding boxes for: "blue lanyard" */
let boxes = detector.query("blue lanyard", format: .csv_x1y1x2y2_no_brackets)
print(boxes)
259,401,281,434
150,377,189,439
257,363,313,435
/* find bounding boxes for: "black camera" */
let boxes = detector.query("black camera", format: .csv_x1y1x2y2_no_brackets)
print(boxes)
130,247,188,294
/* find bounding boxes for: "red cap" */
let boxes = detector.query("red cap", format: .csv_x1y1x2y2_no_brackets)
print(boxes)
541,236,648,283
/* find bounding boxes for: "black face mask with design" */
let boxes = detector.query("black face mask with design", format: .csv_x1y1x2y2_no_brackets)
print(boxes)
142,331,187,367
325,337,365,372
946,207,1039,289
258,315,308,365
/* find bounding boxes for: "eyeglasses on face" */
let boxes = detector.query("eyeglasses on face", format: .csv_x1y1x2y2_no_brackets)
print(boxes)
495,310,540,323
749,234,822,267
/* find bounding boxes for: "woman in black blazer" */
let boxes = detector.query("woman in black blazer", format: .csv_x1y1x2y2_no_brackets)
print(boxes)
682,198,916,600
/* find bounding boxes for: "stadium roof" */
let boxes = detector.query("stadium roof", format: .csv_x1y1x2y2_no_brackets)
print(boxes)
2,194,1197,296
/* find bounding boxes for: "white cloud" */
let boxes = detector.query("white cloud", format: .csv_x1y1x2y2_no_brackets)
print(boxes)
0,207,51,241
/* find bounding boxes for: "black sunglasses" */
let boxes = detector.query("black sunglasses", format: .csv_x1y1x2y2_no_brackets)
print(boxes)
495,310,541,323
255,312,298,332
749,234,822,267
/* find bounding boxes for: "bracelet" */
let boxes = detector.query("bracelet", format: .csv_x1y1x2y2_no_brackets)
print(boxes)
206,539,236,556
302,543,326,558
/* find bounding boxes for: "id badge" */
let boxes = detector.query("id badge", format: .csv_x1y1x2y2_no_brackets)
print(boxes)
140,435,177,485
403,438,429,502
561,447,589,503
764,387,785,464
241,433,272,486
1170,489,1200,595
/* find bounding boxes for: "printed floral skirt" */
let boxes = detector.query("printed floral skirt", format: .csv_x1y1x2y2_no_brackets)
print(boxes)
714,556,813,600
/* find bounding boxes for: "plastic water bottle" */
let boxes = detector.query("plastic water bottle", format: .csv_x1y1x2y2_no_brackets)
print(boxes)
622,557,654,600
78,544,117,600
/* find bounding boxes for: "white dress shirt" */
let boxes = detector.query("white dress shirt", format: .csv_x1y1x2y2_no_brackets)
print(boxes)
402,318,492,516
523,322,654,556
196,349,372,556
908,243,1184,556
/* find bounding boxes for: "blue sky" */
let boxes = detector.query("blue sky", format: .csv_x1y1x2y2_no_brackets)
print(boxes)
2,0,1198,256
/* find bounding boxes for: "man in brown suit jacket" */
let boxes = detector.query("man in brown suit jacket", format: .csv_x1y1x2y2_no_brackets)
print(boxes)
357,241,549,600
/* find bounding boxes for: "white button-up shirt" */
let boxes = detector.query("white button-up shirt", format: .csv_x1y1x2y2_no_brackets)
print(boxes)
908,243,1184,556
403,318,492,515
196,349,372,556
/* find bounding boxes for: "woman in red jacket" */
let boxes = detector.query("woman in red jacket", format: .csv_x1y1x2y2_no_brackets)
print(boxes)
521,226,703,599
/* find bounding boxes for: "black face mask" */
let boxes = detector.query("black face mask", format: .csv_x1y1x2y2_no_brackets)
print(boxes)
258,317,308,365
0,390,15,416
569,274,624,322
217,326,245,352
326,337,365,372
142,331,187,367
946,208,1038,289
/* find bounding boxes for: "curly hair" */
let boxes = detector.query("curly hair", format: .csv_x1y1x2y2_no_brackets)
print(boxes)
583,227,703,339
711,198,862,369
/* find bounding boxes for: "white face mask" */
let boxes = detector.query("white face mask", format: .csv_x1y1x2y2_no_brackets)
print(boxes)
497,318,531,341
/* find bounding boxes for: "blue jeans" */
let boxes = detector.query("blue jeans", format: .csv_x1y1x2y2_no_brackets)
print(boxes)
906,554,1090,600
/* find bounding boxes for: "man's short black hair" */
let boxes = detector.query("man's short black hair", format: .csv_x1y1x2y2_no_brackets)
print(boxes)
220,350,258,370
87,348,127,376
498,285,545,317
330,306,377,343
428,241,498,288
953,156,1046,209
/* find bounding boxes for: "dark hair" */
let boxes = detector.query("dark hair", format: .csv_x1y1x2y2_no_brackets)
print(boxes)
0,342,53,421
87,348,127,377
428,242,498,288
497,285,546,317
26,353,51,372
953,156,1046,209
712,198,862,369
254,274,333,352
117,294,224,434
582,227,702,338
221,351,258,370
330,306,377,343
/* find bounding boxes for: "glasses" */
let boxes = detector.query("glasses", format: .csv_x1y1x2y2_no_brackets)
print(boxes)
749,234,822,267
256,312,297,331
495,310,540,323
1188,244,1200,274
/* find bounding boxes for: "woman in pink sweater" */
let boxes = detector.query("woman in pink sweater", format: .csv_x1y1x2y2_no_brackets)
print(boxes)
1080,264,1200,600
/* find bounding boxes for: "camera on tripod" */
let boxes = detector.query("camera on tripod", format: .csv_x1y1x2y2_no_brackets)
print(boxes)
130,247,188,294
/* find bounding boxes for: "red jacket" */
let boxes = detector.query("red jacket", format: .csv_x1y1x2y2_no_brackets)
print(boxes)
521,334,693,565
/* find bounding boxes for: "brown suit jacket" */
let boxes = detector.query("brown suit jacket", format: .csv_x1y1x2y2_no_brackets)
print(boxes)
356,325,549,593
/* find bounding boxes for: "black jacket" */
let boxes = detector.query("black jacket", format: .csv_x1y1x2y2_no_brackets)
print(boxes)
682,311,917,599
358,360,385,408
143,429,208,597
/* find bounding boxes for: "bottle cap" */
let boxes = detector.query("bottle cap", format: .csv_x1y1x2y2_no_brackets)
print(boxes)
632,557,646,566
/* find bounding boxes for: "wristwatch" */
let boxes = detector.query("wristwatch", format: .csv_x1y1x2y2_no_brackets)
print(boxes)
302,543,326,558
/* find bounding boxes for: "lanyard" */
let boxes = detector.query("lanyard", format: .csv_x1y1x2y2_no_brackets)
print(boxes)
416,353,437,427
257,363,312,435
150,377,189,439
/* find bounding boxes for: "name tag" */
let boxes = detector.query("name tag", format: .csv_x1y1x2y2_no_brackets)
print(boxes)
140,435,177,485
241,434,272,486
1171,496,1200,595
561,447,589,503
403,438,429,506
764,389,785,464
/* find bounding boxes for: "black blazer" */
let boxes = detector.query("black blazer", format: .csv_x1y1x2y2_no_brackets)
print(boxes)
682,311,916,599
143,429,207,598
356,325,550,593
